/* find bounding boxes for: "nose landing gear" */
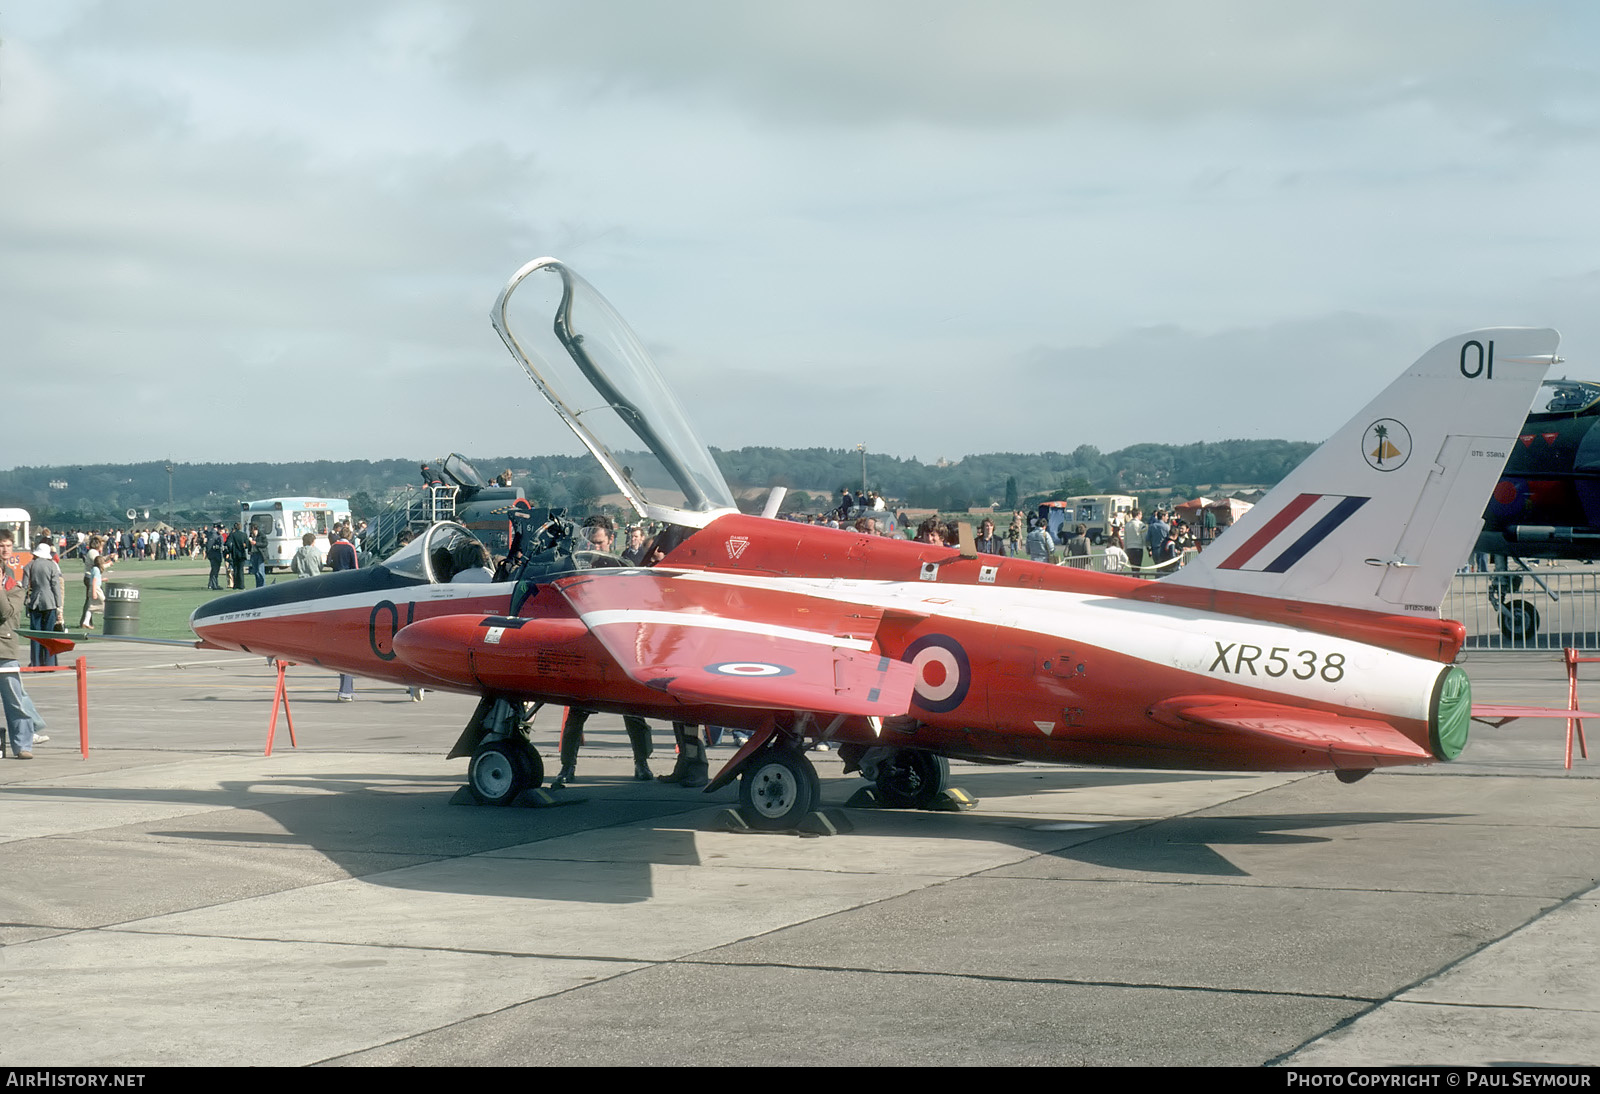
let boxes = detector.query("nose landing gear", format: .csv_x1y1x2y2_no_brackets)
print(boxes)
467,736,544,806
736,745,820,831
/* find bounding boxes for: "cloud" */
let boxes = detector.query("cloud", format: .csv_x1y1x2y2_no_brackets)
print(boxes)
659,312,1433,463
57,0,391,53
55,1,1561,128
430,0,1552,126
5,2,1599,472
0,38,562,461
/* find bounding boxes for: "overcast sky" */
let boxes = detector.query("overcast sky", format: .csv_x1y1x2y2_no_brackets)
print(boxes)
5,1,1600,469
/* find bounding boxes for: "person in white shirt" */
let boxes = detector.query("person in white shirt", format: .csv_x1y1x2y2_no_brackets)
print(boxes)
1123,510,1148,577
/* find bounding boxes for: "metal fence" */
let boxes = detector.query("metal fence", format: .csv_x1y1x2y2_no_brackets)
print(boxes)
1445,566,1600,655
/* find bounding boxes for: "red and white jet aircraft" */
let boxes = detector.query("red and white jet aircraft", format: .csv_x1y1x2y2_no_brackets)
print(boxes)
182,259,1559,828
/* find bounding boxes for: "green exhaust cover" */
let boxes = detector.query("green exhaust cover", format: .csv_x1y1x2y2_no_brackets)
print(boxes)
1431,665,1472,761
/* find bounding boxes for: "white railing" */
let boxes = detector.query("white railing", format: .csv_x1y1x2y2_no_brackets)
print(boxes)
1445,565,1600,654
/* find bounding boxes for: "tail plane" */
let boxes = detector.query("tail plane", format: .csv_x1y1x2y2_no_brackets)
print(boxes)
1167,328,1560,615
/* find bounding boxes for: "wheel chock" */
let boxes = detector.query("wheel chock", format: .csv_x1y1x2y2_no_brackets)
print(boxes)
842,786,978,812
448,786,581,808
928,788,978,812
717,808,853,836
514,788,577,808
844,787,885,809
799,809,854,836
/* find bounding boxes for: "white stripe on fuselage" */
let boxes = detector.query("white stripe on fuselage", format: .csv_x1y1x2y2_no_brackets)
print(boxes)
193,582,511,629
659,568,1438,723
578,609,873,652
191,569,1438,724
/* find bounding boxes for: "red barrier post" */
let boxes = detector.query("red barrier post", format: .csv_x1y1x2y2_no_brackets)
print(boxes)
1562,648,1593,770
76,656,88,758
264,660,298,757
20,659,91,758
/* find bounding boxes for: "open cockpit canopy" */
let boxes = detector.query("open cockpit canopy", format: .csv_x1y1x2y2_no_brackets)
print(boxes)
438,454,485,491
491,258,737,528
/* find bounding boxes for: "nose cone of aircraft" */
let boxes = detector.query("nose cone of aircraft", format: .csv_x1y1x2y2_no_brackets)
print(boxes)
188,583,300,649
190,585,273,631
189,568,400,651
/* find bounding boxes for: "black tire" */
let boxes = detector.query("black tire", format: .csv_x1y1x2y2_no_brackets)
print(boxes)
874,749,950,809
518,738,544,790
1499,600,1539,642
468,739,542,806
738,748,817,830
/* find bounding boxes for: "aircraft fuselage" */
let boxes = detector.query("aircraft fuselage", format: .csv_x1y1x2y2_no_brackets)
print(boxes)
192,514,1465,774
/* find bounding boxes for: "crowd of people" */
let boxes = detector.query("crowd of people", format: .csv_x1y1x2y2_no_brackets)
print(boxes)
37,526,219,563
1004,506,1203,574
771,489,1209,576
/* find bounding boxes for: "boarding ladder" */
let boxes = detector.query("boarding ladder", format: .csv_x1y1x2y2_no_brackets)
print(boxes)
366,484,458,560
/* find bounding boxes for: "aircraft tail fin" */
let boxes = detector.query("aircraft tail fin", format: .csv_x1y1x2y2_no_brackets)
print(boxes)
1165,329,1559,615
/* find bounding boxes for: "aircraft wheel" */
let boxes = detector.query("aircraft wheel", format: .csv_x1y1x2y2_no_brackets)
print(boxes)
468,739,543,806
738,747,817,830
874,749,950,809
1499,600,1540,642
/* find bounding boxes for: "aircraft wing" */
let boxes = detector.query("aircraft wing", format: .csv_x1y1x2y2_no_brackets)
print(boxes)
1148,696,1433,764
18,629,81,658
19,628,213,655
551,571,916,717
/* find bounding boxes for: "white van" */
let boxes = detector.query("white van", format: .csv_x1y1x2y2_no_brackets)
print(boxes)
239,497,351,572
1038,495,1136,545
0,507,31,548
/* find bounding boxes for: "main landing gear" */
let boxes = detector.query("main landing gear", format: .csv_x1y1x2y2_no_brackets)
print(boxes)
870,749,950,809
727,742,971,831
841,746,973,814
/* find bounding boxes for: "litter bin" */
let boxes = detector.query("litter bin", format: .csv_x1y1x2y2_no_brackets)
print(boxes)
103,582,140,636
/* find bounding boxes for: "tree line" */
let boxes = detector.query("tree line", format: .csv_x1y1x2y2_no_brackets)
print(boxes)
2,437,1316,527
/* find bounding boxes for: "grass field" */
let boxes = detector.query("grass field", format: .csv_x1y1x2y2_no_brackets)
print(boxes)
71,559,281,641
